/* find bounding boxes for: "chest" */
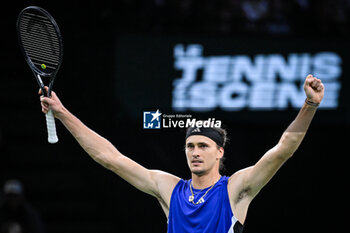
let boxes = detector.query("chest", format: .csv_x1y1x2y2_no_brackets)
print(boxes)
168,181,234,232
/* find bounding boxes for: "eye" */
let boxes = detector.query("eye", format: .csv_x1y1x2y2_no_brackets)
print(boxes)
186,144,194,149
199,144,208,148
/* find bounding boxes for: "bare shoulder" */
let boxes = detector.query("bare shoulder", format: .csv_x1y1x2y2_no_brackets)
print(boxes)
150,170,180,204
228,167,253,201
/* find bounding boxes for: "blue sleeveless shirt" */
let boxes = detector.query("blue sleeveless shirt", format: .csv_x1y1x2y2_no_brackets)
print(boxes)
167,176,244,233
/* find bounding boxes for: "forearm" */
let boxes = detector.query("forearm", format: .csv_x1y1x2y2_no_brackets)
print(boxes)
57,107,120,169
241,75,324,198
278,102,318,158
286,101,318,133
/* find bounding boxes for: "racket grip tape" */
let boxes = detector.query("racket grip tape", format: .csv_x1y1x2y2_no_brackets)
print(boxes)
45,109,58,144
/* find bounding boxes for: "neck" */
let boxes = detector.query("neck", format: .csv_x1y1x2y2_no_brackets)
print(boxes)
191,171,221,189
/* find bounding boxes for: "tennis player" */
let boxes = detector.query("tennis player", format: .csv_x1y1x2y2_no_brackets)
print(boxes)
40,74,324,233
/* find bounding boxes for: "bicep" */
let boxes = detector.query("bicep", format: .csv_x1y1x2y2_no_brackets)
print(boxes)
107,153,158,196
242,143,290,197
228,146,290,224
107,153,179,200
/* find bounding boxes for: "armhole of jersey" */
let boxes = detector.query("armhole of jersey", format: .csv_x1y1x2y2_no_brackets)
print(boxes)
167,179,183,223
225,179,244,227
228,215,244,233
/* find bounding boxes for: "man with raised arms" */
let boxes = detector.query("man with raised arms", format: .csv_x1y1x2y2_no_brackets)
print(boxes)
40,74,324,232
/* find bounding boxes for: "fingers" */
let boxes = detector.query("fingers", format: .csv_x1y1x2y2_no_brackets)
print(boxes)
38,86,63,116
305,74,323,92
41,102,49,114
39,86,54,114
38,86,56,103
38,86,49,95
40,95,50,114
317,83,324,92
40,94,53,103
50,90,58,99
310,78,322,91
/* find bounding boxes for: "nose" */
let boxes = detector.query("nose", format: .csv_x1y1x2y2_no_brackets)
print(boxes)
192,154,199,159
191,146,200,157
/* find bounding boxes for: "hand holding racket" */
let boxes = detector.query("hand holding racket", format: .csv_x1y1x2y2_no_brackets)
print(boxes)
39,87,64,117
17,6,63,143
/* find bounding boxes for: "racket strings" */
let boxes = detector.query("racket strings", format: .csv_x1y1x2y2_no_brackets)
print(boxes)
18,11,62,73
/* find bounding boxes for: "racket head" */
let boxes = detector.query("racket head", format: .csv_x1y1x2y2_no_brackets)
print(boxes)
17,6,63,78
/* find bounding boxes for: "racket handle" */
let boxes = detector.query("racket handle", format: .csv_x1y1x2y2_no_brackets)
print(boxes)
45,109,58,144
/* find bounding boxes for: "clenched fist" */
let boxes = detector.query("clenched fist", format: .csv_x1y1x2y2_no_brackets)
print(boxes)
303,74,324,105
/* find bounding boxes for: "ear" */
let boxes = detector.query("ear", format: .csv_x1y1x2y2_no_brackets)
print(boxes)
217,147,224,160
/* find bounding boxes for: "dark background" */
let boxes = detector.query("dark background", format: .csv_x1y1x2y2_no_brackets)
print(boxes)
1,0,349,232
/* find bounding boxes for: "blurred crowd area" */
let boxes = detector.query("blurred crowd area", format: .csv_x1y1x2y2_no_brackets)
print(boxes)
106,0,350,36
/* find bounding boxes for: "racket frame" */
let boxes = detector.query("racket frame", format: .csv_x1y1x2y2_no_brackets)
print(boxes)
17,6,63,98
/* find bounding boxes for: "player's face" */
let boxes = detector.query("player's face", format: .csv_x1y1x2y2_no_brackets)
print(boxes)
185,135,223,176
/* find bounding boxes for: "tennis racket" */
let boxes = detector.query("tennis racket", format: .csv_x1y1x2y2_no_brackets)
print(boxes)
17,6,63,144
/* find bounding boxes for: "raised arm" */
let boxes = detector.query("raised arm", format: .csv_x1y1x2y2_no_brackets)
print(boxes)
229,75,324,222
39,89,179,214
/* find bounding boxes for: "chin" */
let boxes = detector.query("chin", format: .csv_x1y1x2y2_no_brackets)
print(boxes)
191,167,206,176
